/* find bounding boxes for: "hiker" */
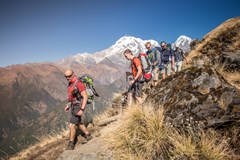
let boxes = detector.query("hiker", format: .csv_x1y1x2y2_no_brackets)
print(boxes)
159,41,175,79
173,46,188,72
64,69,92,150
145,42,161,86
123,49,144,106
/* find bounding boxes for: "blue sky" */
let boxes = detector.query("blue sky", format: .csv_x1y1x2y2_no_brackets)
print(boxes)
0,0,239,67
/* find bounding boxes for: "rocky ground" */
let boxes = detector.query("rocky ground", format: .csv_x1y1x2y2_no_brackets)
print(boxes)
57,120,120,160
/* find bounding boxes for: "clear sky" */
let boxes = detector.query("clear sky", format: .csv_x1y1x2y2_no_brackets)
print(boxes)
0,0,239,67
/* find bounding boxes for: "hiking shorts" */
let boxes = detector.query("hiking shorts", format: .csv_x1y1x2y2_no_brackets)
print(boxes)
160,63,172,76
128,81,144,97
174,61,183,72
70,105,83,125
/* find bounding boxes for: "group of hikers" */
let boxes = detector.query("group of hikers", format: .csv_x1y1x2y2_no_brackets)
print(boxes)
124,41,188,106
63,41,188,150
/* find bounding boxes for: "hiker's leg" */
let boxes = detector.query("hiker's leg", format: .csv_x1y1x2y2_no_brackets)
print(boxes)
135,82,144,104
78,122,92,144
178,61,183,72
166,63,172,76
67,123,71,140
69,123,77,142
127,92,133,107
69,106,82,142
160,66,166,80
78,123,90,135
153,67,159,86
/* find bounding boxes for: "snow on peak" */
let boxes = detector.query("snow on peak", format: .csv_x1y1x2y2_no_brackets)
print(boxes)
113,36,159,53
174,35,192,52
59,35,192,66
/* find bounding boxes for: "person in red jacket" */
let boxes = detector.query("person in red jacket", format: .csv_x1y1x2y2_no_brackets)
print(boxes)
64,69,92,150
123,49,144,106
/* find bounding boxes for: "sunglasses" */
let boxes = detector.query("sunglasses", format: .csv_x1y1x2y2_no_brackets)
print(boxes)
65,73,73,78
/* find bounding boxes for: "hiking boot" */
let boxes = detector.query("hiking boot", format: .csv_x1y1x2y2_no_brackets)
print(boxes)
85,134,93,141
81,133,92,144
66,141,75,150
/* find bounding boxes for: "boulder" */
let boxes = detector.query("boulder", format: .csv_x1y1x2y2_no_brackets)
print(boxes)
145,65,240,131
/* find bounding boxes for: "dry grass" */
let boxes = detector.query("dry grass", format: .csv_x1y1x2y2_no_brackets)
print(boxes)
199,130,234,160
187,17,240,63
168,129,197,159
105,103,170,160
215,63,240,90
9,128,68,160
105,103,236,160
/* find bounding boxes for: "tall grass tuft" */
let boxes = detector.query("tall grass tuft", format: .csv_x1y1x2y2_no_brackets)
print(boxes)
199,130,234,160
106,103,170,160
168,129,197,159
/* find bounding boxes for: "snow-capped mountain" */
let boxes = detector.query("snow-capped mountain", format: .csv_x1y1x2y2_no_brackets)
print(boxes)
173,35,192,53
57,36,159,84
57,35,191,84
58,36,159,66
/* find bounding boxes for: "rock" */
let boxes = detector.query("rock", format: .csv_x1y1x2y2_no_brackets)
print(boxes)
217,50,240,72
146,65,240,131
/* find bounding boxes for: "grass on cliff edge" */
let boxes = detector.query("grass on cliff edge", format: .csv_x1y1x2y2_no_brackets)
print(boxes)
8,128,68,160
105,103,236,160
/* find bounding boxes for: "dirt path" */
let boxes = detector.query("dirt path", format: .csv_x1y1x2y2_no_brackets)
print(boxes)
57,119,120,160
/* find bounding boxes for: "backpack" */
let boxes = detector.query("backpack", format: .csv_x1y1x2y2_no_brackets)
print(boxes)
167,43,172,50
137,53,152,82
73,74,99,104
155,46,162,53
161,48,173,63
174,48,184,62
147,47,161,64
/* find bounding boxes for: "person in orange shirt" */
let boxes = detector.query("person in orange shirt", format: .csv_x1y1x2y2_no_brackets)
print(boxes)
123,49,144,106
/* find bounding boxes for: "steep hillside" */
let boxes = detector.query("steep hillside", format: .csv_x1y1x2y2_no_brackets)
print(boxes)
0,63,117,158
0,63,65,142
188,17,240,67
187,16,240,91
0,101,68,157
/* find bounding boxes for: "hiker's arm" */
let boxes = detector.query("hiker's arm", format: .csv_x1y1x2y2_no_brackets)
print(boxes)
65,102,71,111
80,90,88,110
76,90,88,116
65,89,71,111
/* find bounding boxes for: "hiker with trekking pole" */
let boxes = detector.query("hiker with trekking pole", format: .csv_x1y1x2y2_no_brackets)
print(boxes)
123,49,144,107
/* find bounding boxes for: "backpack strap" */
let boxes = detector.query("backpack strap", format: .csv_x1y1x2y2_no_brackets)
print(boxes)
73,79,83,104
152,48,161,66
